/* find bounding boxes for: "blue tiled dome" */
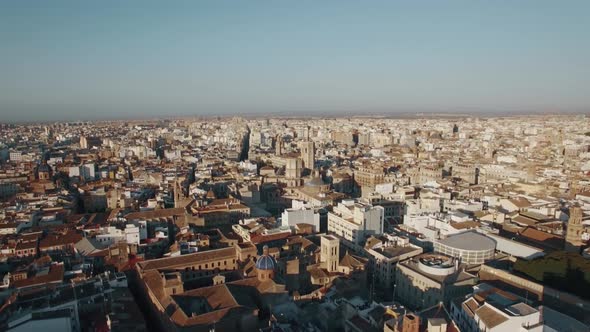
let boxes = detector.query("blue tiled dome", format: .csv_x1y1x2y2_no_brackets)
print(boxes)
256,252,276,271
256,255,276,270
38,163,52,173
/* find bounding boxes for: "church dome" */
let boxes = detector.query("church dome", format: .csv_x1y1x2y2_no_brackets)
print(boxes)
35,161,53,180
255,245,276,271
37,163,52,173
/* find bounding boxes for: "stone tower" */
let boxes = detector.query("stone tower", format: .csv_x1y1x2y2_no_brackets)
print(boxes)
285,157,302,179
275,135,283,156
321,235,339,272
173,177,186,208
299,141,315,170
565,205,584,253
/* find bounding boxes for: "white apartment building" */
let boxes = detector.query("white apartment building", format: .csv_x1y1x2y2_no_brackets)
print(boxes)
164,149,182,160
328,199,384,246
69,164,96,181
403,215,470,242
92,224,140,246
68,166,80,178
281,207,320,231
404,198,441,216
249,130,262,146
239,161,258,172
9,151,22,162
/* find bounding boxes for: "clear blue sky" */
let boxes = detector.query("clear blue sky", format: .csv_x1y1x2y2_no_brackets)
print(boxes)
1,1,589,122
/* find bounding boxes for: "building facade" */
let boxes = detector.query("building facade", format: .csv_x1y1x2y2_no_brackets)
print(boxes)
328,200,384,246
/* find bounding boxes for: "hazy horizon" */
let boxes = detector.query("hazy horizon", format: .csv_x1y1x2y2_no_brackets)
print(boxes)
2,109,587,125
2,1,589,122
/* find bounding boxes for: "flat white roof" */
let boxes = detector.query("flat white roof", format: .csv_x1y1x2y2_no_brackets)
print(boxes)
437,231,496,251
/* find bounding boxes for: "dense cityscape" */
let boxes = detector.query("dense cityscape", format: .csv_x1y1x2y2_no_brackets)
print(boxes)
0,115,589,331
3,0,590,331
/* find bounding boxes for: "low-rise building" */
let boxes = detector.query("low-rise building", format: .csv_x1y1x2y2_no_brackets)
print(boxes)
434,231,496,265
364,234,423,292
395,253,478,310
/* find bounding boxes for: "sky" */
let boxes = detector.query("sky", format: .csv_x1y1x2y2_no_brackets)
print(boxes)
1,1,589,122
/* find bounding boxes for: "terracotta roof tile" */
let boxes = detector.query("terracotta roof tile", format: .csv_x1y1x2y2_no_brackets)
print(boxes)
125,208,185,221
39,231,83,249
476,304,508,329
137,246,236,271
12,263,64,289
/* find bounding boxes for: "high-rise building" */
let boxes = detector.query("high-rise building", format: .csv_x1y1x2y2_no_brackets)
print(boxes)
565,205,584,252
299,141,315,170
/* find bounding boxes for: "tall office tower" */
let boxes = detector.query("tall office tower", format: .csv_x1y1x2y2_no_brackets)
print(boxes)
275,135,283,156
321,235,340,273
285,157,301,179
299,141,315,169
565,205,584,252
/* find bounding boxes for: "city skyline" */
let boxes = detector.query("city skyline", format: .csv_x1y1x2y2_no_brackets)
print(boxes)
1,114,589,331
2,1,590,122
